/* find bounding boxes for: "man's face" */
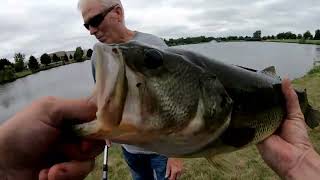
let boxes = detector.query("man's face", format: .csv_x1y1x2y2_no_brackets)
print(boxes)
81,0,119,43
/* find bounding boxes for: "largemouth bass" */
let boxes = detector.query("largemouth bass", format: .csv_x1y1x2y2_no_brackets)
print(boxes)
74,41,320,158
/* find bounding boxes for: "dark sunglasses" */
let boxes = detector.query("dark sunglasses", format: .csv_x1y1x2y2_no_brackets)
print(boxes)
84,4,118,30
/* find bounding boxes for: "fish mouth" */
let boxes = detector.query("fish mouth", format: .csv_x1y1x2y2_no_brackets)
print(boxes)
95,44,128,132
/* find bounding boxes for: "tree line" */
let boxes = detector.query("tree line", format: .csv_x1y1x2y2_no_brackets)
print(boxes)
164,29,320,46
164,36,215,46
0,47,93,84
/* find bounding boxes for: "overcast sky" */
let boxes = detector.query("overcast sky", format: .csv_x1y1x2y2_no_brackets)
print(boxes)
1,0,319,60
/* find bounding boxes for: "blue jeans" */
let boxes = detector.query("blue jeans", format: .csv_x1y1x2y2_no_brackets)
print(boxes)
122,147,168,180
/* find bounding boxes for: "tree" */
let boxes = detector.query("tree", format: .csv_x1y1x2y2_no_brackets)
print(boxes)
87,49,93,58
40,53,51,66
253,30,262,39
74,47,84,62
303,31,313,40
0,65,15,83
52,54,60,62
63,54,69,62
314,29,320,40
14,53,25,72
69,54,73,60
28,56,40,71
0,58,13,71
297,34,303,39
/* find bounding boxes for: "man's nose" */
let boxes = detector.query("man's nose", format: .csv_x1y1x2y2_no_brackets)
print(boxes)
89,26,98,35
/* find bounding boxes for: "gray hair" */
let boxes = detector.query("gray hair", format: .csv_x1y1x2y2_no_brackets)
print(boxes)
78,0,123,11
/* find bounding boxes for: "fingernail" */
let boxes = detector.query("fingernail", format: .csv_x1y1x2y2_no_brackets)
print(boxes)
55,169,68,180
40,169,49,180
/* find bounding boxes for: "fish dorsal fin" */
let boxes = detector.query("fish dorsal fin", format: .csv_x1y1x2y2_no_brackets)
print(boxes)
261,66,276,77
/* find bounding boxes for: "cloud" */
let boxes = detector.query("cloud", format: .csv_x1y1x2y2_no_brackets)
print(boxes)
1,0,319,60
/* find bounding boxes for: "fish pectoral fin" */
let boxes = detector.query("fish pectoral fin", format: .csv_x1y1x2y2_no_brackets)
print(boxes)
199,73,233,132
305,105,320,129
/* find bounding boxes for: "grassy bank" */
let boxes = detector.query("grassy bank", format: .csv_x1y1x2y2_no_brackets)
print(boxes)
0,60,89,85
265,39,320,45
86,67,320,180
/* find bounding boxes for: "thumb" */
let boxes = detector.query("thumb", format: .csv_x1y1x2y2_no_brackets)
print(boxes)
48,160,95,180
257,135,290,155
105,139,112,147
165,162,171,179
281,79,303,118
42,97,97,128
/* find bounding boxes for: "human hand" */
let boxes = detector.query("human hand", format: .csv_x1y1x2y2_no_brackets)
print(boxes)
165,158,183,180
0,97,105,180
105,140,112,147
257,79,320,179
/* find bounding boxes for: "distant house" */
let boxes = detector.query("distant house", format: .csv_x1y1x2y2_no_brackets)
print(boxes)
48,49,89,59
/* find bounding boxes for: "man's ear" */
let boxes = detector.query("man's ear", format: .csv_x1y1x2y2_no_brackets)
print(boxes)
114,6,124,22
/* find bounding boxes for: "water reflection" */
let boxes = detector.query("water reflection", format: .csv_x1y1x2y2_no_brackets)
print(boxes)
0,61,94,122
314,47,320,66
177,42,319,79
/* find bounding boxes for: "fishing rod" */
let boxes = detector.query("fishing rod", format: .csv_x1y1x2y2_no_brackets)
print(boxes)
102,145,109,180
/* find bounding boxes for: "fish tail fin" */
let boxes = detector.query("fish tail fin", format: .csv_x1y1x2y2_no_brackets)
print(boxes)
305,105,320,129
205,155,234,174
295,89,320,129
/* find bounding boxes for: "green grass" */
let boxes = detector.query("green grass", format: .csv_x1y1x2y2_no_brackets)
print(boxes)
86,69,320,180
308,66,320,75
15,70,32,78
266,39,320,45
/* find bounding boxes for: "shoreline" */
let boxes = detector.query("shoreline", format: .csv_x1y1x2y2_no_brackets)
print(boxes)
264,39,320,45
0,59,90,85
214,39,320,45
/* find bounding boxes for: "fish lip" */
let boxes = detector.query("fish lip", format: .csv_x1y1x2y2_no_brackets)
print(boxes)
95,44,128,129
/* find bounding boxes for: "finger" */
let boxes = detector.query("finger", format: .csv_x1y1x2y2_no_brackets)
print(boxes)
169,170,178,180
105,139,112,147
281,79,303,118
48,160,95,180
39,169,49,180
165,164,171,179
43,97,97,128
60,140,105,161
257,135,289,155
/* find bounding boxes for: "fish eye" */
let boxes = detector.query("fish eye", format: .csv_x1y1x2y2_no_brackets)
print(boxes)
144,49,163,69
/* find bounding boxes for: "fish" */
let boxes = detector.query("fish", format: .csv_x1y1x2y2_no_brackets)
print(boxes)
73,41,320,159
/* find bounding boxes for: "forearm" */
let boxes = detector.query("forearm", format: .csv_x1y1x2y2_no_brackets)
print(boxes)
285,149,320,180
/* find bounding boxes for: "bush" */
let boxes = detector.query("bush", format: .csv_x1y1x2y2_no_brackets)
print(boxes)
308,65,320,75
0,58,13,71
0,65,16,83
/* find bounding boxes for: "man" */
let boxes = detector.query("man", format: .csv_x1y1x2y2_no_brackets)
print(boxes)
77,0,183,179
